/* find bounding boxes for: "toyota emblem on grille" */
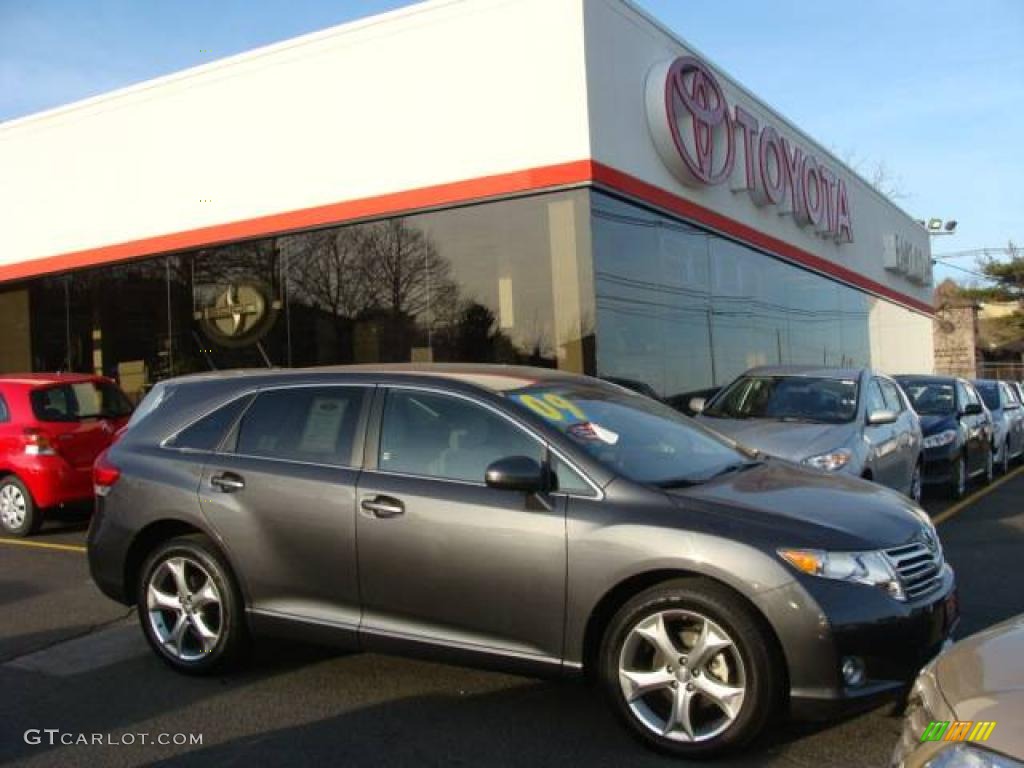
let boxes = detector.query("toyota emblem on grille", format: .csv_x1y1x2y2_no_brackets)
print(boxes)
920,526,938,553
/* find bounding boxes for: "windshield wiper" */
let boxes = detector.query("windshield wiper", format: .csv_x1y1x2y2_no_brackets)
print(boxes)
657,477,701,489
700,460,763,482
659,461,762,489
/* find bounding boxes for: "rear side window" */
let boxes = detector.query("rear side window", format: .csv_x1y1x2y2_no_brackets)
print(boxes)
167,396,252,452
30,382,133,422
233,387,367,467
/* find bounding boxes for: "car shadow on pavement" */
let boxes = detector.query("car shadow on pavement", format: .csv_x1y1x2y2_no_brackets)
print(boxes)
0,579,42,609
2,632,902,768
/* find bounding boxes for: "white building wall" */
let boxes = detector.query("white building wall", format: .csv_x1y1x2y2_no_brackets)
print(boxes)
0,0,591,273
581,0,933,311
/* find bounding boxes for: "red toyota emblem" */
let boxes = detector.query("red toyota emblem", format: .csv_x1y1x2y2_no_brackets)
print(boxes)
664,56,735,186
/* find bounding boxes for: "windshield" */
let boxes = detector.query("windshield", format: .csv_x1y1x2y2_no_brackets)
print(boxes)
31,382,134,422
703,375,859,424
503,382,753,487
975,383,1000,411
899,380,956,415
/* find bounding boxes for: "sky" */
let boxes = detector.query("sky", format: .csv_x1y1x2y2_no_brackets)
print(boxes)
1,0,1021,286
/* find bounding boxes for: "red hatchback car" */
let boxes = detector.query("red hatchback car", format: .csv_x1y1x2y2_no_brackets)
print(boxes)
0,374,133,536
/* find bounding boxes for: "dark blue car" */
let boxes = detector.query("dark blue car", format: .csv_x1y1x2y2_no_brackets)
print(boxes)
895,375,994,499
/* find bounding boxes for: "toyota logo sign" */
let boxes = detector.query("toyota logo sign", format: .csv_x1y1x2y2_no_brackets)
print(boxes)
646,55,854,244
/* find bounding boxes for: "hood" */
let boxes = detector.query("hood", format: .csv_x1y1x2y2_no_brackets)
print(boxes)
698,417,853,462
665,460,925,550
935,614,1024,757
919,413,957,436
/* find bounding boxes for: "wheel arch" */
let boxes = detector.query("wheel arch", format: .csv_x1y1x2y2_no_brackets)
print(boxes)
580,568,789,696
123,518,222,604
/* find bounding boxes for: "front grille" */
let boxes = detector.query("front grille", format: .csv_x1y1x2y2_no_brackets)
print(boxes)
885,540,943,600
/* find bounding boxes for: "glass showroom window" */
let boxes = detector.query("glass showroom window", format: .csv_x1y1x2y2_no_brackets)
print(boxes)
592,191,874,400
0,189,595,392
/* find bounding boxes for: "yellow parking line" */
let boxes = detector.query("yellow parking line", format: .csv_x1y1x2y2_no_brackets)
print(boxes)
933,463,1024,526
0,538,86,553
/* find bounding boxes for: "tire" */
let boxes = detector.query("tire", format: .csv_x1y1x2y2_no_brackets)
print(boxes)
984,446,994,485
598,578,782,758
947,453,967,500
0,476,42,537
1001,441,1010,476
137,534,248,675
909,461,923,504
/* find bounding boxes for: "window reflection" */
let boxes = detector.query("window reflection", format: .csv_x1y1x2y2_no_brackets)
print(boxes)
593,191,875,400
0,190,595,392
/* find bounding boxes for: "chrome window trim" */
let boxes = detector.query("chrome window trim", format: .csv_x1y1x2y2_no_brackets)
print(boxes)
378,383,604,500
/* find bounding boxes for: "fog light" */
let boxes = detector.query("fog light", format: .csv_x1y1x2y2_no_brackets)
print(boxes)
842,656,866,687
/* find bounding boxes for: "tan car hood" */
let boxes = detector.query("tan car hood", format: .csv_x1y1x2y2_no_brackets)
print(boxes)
936,613,1024,757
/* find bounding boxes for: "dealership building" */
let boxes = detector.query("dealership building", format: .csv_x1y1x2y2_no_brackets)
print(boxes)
0,0,934,402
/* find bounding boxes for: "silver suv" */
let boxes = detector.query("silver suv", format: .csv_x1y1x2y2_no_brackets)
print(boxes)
87,365,954,759
694,366,923,501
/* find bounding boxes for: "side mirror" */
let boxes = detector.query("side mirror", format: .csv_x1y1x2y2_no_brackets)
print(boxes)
867,409,898,426
485,456,546,493
961,403,983,417
1005,401,1020,411
689,397,707,415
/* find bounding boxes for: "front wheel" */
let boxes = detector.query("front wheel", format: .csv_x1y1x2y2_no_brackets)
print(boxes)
909,461,923,504
599,579,782,758
947,454,967,500
137,535,248,674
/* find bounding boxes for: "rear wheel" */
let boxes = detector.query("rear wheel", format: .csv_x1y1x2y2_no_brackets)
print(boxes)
599,579,781,758
0,477,41,537
137,535,247,674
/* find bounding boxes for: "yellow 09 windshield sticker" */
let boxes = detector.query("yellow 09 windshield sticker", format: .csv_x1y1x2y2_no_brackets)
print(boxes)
515,393,586,423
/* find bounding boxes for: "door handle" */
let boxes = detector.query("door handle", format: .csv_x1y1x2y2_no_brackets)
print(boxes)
360,496,405,518
211,472,245,493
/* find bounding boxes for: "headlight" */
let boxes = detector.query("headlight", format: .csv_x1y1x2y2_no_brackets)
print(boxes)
923,745,1023,767
778,548,904,599
923,429,957,449
803,448,852,471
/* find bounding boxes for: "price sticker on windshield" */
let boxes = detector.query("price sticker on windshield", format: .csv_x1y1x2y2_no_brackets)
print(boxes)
515,393,586,423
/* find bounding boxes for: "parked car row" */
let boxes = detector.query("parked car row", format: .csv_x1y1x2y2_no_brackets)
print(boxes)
666,367,1024,502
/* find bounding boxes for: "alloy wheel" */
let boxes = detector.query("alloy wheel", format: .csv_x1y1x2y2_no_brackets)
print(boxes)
146,556,223,663
618,610,746,743
0,484,27,530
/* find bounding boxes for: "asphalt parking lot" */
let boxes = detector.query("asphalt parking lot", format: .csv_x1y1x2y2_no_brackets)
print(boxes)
2,469,1023,768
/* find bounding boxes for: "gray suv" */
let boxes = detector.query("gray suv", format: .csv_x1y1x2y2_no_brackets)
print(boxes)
88,365,956,758
694,367,924,502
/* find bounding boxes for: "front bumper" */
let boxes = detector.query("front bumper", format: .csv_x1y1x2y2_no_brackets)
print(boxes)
772,565,958,719
921,444,959,486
